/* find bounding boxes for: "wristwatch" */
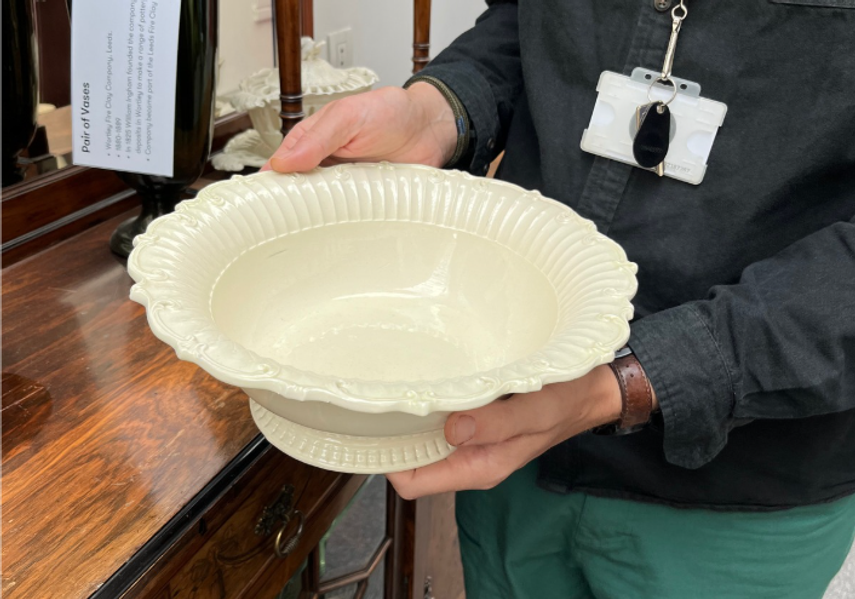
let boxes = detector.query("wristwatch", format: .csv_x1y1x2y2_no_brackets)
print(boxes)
592,346,656,436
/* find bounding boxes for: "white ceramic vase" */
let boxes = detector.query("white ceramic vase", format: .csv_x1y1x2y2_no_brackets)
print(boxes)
213,38,379,172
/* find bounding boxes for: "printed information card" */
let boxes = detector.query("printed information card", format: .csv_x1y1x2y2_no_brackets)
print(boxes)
71,0,181,177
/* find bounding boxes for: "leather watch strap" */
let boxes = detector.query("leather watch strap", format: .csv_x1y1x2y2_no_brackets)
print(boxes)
593,350,654,436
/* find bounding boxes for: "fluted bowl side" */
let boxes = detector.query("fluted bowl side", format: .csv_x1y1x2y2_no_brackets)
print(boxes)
127,164,637,416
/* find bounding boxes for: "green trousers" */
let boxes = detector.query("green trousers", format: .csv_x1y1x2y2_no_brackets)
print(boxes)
456,462,855,599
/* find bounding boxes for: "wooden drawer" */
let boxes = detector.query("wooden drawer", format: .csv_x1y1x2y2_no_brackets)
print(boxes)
124,447,366,599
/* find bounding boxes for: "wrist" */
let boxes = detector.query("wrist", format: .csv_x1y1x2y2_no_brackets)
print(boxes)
588,364,624,427
593,348,657,435
405,82,459,166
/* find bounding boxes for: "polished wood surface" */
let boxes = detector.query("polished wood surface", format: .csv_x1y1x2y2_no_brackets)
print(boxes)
301,0,314,38
34,0,71,107
245,473,366,599
1,165,128,248
1,112,252,267
1,212,261,599
155,451,365,599
1,188,139,267
394,493,465,599
413,0,432,74
420,493,465,599
386,489,412,598
275,0,305,136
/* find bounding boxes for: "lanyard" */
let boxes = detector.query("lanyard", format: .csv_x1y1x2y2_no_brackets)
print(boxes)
649,0,689,108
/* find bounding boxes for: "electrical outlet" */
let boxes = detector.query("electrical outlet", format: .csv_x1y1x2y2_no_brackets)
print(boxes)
327,27,353,68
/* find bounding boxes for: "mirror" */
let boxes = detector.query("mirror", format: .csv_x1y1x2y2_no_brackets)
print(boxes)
1,0,277,188
2,0,485,190
0,0,70,186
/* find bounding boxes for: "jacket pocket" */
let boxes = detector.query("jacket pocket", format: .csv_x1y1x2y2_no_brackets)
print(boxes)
769,0,855,7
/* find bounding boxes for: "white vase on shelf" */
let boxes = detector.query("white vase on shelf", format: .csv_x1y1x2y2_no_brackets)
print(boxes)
213,37,379,172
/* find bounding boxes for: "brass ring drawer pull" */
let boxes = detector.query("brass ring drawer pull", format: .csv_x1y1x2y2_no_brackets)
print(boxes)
273,509,305,558
215,483,306,565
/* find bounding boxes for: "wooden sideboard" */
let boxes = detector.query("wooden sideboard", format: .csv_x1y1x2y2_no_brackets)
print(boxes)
4,3,457,592
1,207,464,599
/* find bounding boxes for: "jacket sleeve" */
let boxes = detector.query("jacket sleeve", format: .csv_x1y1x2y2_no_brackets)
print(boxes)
630,213,855,469
408,0,522,174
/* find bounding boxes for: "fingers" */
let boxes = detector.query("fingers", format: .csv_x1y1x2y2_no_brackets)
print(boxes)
262,123,314,171
268,100,361,173
444,386,569,447
386,433,548,499
388,371,620,500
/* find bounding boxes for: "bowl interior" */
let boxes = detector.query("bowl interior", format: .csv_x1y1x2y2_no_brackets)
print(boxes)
212,221,558,382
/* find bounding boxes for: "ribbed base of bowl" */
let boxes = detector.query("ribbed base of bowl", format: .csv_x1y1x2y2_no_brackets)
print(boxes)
249,400,455,474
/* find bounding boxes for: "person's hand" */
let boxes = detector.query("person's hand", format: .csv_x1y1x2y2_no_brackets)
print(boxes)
386,365,626,500
262,83,458,173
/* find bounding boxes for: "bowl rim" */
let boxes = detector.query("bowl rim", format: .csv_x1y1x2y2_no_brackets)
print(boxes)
127,164,637,416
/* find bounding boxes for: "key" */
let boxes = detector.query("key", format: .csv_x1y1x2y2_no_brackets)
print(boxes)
633,101,670,175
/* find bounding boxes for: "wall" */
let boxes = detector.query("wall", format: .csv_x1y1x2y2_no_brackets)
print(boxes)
313,0,486,87
217,0,276,95
216,0,488,96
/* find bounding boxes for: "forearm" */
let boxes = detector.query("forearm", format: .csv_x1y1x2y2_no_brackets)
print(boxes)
406,1,522,173
632,215,855,469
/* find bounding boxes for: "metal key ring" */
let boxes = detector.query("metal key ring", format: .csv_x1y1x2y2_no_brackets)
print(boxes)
646,77,679,108
672,2,687,20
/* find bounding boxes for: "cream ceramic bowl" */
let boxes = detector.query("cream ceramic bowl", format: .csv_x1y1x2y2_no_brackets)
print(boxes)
128,164,637,473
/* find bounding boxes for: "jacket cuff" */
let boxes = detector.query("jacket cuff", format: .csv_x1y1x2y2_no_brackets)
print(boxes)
404,75,472,169
405,61,501,176
629,303,737,469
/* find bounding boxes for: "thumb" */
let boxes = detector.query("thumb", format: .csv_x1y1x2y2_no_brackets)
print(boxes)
269,102,360,173
444,390,560,447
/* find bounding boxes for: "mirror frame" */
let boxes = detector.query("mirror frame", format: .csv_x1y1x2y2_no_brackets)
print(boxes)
1,111,251,266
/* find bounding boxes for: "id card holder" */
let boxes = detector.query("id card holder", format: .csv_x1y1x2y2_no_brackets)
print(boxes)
580,68,727,185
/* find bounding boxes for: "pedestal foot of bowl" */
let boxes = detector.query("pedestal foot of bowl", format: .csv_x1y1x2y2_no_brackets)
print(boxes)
249,399,454,474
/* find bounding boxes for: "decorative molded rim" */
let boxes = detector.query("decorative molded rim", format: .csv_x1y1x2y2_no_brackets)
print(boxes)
250,400,454,473
128,163,637,416
229,63,379,113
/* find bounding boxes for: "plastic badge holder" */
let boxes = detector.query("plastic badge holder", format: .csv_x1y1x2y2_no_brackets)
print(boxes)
581,68,727,185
